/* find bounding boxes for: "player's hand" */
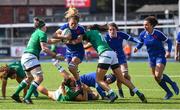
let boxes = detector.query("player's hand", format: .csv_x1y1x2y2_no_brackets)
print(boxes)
134,48,138,53
165,51,171,58
55,54,65,61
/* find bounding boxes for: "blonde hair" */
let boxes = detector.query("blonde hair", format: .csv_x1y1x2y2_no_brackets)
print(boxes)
0,65,8,79
65,5,80,19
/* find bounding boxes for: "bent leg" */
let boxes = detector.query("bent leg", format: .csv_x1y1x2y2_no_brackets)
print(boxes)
154,64,173,99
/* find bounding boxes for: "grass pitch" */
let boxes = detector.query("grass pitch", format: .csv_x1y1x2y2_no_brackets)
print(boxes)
0,61,180,109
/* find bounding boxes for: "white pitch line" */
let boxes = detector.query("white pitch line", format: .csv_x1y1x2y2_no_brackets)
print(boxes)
128,75,180,78
0,87,163,92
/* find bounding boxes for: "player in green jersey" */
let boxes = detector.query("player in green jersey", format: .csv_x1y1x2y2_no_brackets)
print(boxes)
38,61,99,101
83,24,147,103
38,77,99,101
0,61,38,99
11,18,64,104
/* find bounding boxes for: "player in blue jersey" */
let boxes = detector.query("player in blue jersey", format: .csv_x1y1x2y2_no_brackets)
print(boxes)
53,60,116,100
105,23,141,98
175,32,180,61
134,16,179,100
52,6,85,90
82,24,147,103
80,72,116,99
52,61,100,101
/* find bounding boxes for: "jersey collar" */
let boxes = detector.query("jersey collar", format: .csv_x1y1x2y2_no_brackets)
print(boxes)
109,32,117,38
145,29,155,36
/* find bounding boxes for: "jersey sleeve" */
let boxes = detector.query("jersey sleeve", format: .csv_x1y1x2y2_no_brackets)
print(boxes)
60,24,68,30
39,32,47,43
177,32,180,43
119,31,140,43
119,31,131,40
157,31,172,52
136,32,144,49
157,31,168,42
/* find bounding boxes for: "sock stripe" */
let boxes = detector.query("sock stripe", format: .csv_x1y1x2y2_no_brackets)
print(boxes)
32,81,39,88
132,88,138,93
22,80,28,85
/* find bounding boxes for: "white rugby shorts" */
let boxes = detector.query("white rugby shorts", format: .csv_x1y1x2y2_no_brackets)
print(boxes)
21,53,40,71
98,51,118,65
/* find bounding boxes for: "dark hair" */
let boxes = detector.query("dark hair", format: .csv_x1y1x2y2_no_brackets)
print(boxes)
86,24,107,32
33,17,39,28
33,17,45,29
63,77,76,87
104,73,116,83
144,16,158,27
108,22,118,30
38,20,46,28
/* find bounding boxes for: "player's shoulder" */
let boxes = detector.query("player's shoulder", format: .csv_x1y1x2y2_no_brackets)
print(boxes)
60,23,69,29
104,32,110,38
77,24,85,30
140,30,146,35
154,29,161,33
117,31,129,37
154,29,166,37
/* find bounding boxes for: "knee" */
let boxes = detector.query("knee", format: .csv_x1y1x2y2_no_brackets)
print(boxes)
38,75,44,83
93,93,99,100
122,71,130,79
154,75,161,82
35,74,44,84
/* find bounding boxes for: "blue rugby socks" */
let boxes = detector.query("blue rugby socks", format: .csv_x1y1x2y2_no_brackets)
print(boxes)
162,74,173,85
159,80,172,93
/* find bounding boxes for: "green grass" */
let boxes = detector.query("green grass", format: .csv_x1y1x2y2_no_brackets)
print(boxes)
0,62,180,109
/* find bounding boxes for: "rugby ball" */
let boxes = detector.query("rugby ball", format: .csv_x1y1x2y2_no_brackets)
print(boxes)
61,28,71,36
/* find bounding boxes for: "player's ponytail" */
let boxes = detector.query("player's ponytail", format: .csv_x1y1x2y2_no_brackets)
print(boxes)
65,5,80,22
86,24,108,32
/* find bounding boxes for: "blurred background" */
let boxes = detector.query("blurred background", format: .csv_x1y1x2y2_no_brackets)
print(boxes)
0,0,179,60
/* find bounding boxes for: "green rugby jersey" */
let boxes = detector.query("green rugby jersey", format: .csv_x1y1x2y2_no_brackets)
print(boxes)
85,30,112,55
8,61,25,79
24,29,47,59
57,86,80,101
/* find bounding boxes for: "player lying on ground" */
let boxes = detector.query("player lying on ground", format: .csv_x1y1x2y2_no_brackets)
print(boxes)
38,61,99,101
38,77,99,101
54,60,116,100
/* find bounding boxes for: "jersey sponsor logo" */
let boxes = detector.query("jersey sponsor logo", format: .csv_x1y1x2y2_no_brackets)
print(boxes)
76,30,81,35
